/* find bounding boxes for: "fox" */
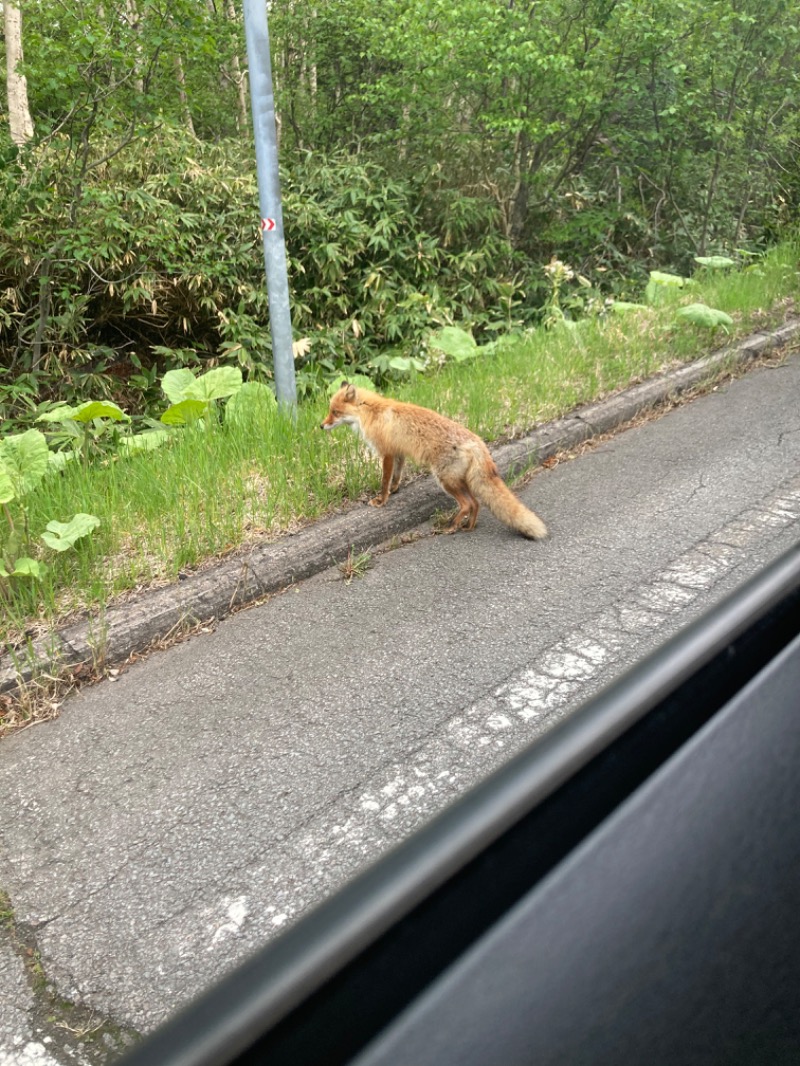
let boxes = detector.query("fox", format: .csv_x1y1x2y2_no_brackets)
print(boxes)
321,381,547,539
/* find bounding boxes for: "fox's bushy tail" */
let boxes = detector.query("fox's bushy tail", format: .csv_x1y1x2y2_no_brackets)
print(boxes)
468,457,548,540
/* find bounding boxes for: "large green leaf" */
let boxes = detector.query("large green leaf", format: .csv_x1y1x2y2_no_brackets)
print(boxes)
161,366,243,406
0,466,14,505
694,256,736,270
190,367,243,402
326,375,375,396
610,301,650,314
645,270,691,306
387,355,425,373
118,430,173,454
0,429,50,502
72,400,130,423
160,398,209,425
37,400,129,423
649,270,689,286
41,513,101,552
675,303,734,329
161,368,199,404
225,381,277,425
37,404,80,423
0,557,46,580
428,326,478,362
48,451,75,473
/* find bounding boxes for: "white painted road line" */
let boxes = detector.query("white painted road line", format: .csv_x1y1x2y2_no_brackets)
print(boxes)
237,473,800,945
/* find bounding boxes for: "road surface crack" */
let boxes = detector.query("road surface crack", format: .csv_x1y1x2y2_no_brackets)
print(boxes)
0,889,139,1065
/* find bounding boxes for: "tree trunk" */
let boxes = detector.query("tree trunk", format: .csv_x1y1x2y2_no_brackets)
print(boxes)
125,0,144,93
174,55,196,136
509,129,531,244
3,0,35,146
225,0,248,134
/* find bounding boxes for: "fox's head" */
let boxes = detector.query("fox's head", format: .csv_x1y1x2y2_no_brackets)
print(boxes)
321,381,359,431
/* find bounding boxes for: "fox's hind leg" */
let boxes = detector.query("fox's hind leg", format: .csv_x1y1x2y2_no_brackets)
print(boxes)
464,496,480,530
440,479,480,533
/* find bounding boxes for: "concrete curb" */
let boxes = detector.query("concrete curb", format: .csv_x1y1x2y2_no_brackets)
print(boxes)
2,319,799,696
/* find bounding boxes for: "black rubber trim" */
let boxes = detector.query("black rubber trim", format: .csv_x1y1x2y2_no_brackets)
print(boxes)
118,541,800,1066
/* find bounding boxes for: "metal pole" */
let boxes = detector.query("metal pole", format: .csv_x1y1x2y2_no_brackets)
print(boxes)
242,0,296,408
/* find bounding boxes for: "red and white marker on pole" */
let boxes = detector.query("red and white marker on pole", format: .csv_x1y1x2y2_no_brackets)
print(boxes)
260,217,276,233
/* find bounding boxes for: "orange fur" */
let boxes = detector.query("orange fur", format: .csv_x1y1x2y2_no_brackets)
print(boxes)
321,382,547,539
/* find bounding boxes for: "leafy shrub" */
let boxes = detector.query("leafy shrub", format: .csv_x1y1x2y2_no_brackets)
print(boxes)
0,131,532,417
0,428,100,588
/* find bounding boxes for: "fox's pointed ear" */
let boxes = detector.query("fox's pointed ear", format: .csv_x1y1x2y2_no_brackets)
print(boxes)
344,383,356,402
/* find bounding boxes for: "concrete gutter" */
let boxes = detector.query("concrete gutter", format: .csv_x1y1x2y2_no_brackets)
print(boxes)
2,320,798,696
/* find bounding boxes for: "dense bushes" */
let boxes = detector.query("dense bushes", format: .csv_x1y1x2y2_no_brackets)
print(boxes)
1,0,798,423
0,132,536,415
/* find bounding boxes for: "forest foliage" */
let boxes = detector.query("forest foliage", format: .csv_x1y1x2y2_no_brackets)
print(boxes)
1,0,799,419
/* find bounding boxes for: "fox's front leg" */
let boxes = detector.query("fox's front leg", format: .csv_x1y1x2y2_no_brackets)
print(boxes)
390,456,405,494
370,454,395,507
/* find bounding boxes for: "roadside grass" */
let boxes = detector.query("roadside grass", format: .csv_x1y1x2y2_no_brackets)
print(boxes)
2,406,378,637
397,246,799,437
2,240,798,648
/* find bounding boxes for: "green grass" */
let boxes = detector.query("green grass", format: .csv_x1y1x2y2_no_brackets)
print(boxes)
396,245,799,437
2,240,798,647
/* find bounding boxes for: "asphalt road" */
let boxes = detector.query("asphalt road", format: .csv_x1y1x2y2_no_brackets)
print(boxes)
2,351,800,1065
